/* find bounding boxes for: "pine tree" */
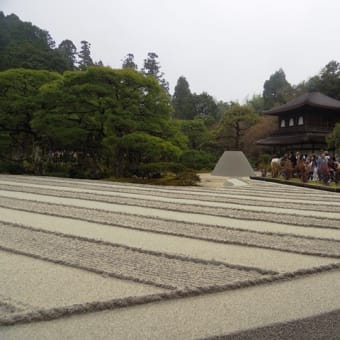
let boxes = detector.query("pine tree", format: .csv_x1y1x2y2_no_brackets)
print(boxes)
58,39,77,70
78,40,93,70
122,53,137,70
142,52,169,92
172,76,193,119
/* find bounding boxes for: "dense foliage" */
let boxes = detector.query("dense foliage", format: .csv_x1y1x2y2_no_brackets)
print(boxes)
0,12,69,72
0,67,190,178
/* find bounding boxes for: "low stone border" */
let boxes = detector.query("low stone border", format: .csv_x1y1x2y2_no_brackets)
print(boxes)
250,176,340,193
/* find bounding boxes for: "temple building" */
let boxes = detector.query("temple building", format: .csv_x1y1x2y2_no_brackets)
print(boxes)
256,91,340,153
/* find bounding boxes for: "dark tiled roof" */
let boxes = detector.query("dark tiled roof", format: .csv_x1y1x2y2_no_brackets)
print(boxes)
264,92,340,115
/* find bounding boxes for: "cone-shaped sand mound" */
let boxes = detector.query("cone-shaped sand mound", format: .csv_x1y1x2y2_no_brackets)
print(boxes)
212,151,255,177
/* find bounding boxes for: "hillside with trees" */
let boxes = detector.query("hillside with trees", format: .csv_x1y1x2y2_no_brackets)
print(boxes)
1,12,340,182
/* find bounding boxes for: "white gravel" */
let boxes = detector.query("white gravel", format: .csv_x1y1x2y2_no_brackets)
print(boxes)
0,207,337,272
2,270,340,339
1,174,340,338
0,251,165,316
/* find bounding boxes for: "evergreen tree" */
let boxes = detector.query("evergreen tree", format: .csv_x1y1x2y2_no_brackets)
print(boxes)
58,39,77,70
122,53,138,70
327,122,340,151
78,40,93,70
94,60,104,66
263,69,293,109
191,92,218,120
142,52,169,92
172,76,193,119
0,12,68,72
318,61,340,100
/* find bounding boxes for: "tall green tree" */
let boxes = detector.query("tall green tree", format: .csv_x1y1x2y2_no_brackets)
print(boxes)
0,68,61,172
294,60,340,100
142,52,169,92
122,53,138,70
0,12,69,72
94,60,104,66
78,40,93,70
142,52,160,77
216,101,231,122
263,69,293,109
58,39,77,70
246,94,265,114
327,122,340,151
317,60,340,100
216,103,259,150
179,117,211,150
172,76,193,119
191,92,218,120
31,67,176,177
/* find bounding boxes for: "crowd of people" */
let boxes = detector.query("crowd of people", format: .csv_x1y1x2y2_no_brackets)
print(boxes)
270,151,340,184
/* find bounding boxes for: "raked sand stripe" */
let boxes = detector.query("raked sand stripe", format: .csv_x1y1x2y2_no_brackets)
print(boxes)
3,197,340,240
18,173,338,197
2,174,339,202
0,173,319,191
0,177,340,212
1,189,340,229
1,181,340,212
0,250,165,319
2,270,340,339
0,222,272,290
2,177,338,204
2,175,340,203
1,175,340,337
0,208,337,272
0,193,340,239
2,202,340,241
0,199,340,258
0,202,340,240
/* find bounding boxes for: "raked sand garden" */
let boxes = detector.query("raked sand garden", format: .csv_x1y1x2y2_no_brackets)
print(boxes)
0,174,340,339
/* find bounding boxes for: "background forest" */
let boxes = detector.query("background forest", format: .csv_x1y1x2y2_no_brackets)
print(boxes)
1,12,340,183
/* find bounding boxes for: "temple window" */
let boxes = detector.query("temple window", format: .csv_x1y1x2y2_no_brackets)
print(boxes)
298,116,304,125
289,118,294,126
280,119,286,128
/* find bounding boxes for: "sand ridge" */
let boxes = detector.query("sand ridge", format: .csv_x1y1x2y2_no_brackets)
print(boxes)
1,174,340,338
1,188,340,229
0,201,340,259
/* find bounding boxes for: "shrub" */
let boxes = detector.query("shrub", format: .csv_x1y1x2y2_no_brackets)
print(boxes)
0,160,25,174
131,162,186,179
172,171,201,186
179,150,215,170
256,153,272,176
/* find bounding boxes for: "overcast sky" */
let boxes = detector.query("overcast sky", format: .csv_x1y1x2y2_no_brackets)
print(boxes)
2,0,340,102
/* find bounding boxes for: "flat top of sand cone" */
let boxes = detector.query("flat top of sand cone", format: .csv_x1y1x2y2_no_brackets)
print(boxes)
211,151,255,177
